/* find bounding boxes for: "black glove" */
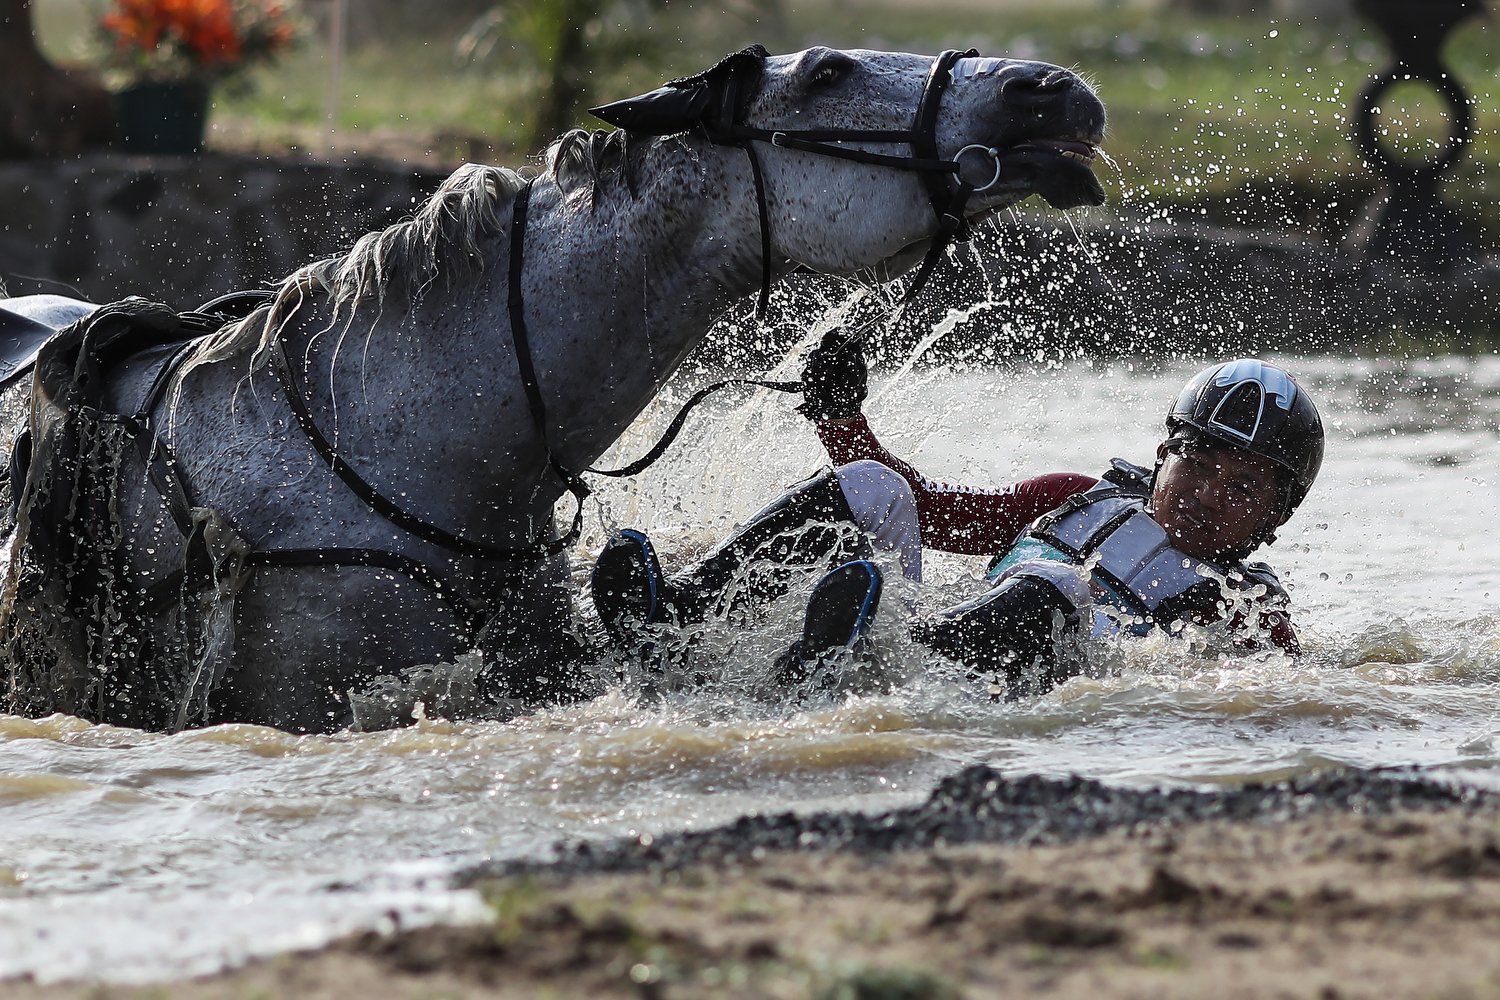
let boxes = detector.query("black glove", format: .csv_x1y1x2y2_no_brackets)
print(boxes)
797,329,867,421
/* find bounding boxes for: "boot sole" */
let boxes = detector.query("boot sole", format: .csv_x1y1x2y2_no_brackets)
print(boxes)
801,559,883,656
591,529,665,639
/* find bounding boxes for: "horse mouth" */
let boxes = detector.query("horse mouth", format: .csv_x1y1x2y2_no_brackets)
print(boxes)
874,134,1105,276
1019,138,1098,163
997,137,1106,209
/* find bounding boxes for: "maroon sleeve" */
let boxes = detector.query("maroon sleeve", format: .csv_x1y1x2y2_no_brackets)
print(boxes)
814,415,1097,556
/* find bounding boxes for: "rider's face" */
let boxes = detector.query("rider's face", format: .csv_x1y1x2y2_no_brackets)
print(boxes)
1150,439,1284,560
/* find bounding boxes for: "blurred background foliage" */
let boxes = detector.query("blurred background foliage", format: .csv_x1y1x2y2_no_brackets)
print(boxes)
30,0,1500,244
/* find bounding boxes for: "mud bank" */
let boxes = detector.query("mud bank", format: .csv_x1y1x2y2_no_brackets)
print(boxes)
10,766,1500,999
483,765,1492,877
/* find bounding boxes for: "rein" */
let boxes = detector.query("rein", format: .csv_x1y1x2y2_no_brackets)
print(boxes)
265,183,801,568
506,179,803,553
259,258,579,564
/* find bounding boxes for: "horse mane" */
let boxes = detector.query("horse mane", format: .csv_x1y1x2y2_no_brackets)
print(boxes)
186,161,529,369
182,134,656,380
306,160,527,307
547,128,655,207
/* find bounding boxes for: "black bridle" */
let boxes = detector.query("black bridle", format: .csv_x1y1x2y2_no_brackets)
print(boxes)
723,48,996,317
589,47,1008,317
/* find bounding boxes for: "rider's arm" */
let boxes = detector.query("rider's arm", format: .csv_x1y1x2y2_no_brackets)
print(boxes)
814,415,1097,556
1224,602,1300,656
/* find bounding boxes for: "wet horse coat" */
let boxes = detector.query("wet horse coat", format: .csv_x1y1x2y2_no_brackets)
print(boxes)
0,47,1106,732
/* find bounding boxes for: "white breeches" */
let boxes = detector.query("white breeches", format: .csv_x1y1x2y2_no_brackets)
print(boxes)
833,460,923,582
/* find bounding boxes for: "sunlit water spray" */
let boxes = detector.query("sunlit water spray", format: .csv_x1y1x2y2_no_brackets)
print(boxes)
1,12,1496,983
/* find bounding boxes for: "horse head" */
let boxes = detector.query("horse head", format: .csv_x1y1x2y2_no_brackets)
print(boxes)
593,45,1106,282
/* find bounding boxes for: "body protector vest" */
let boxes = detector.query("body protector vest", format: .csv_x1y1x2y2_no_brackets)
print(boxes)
985,459,1287,640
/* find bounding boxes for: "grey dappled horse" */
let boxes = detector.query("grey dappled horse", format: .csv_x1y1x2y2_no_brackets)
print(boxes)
0,46,1105,732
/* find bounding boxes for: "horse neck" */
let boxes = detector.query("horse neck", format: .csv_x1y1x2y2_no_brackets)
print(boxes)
514,136,767,469
266,138,769,542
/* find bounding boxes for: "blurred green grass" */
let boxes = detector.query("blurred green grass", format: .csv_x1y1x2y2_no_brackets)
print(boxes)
35,0,1500,243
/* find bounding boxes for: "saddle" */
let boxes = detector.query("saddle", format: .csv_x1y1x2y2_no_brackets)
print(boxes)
2,296,260,730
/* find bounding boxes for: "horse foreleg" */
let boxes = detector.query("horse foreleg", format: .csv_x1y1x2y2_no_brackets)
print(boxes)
472,552,601,706
215,565,474,733
212,553,593,733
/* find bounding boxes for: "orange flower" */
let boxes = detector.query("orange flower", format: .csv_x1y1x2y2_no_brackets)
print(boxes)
99,0,299,83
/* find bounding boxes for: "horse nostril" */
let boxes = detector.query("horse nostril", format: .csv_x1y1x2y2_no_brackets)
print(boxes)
1038,71,1074,93
1002,67,1075,106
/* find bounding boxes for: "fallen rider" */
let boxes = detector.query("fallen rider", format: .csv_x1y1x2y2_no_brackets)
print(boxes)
590,335,1324,696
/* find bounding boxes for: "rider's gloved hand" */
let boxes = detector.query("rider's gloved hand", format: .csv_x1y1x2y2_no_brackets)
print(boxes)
797,329,867,421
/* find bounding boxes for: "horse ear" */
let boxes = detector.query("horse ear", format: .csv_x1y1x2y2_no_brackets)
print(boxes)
589,84,714,136
590,44,769,139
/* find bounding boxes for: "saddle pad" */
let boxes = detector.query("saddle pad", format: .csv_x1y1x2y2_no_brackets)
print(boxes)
0,295,98,390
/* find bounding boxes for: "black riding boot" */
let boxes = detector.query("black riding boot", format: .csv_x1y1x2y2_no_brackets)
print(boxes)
911,574,1080,699
591,468,861,648
770,559,884,692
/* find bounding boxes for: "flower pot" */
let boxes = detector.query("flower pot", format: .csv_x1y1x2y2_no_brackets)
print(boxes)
116,81,210,155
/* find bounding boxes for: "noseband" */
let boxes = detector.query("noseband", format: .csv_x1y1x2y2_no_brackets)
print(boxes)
723,48,994,316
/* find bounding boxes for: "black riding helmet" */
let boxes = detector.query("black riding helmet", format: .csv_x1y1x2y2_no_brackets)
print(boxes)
1163,359,1324,526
